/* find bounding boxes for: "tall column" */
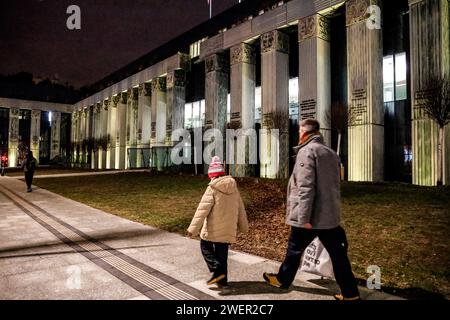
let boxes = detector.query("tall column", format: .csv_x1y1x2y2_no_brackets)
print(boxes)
151,77,167,171
260,30,290,179
50,111,61,160
91,104,101,169
30,110,41,163
229,43,256,177
115,92,128,169
126,88,138,169
81,108,88,165
299,14,332,146
77,110,83,165
205,53,229,170
409,0,450,185
346,0,384,182
98,100,109,169
71,111,77,166
107,97,117,169
7,108,19,167
137,83,152,168
166,69,186,146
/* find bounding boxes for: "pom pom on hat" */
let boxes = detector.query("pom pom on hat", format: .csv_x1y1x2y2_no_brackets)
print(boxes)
208,156,225,178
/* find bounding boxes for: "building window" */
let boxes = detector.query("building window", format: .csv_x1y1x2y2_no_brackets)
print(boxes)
383,52,407,102
189,38,207,59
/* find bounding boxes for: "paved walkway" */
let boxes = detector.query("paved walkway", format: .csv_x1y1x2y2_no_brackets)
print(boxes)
0,176,401,300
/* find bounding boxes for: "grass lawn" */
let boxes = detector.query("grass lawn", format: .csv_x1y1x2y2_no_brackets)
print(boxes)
33,172,450,299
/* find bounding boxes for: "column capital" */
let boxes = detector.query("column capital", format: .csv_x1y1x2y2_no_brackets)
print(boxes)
31,109,41,118
119,92,128,104
346,0,380,27
152,77,166,92
166,69,186,89
112,95,120,107
95,102,102,114
261,30,289,54
139,83,152,96
127,88,138,100
299,14,330,42
9,108,20,117
230,43,256,65
205,53,229,73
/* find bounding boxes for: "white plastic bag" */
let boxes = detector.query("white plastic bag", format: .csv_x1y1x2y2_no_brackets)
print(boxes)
300,237,335,279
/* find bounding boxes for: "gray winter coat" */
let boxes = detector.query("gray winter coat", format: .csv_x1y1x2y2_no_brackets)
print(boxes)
286,135,341,230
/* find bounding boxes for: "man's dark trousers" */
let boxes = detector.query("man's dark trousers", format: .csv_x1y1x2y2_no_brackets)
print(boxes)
200,239,229,284
277,226,359,298
25,171,34,189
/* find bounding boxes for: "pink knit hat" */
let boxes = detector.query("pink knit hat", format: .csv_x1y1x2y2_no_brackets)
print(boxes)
208,156,225,179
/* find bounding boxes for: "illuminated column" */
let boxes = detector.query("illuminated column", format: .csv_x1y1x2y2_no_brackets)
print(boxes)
71,111,77,166
137,83,152,168
260,30,290,179
98,101,108,169
8,108,20,167
151,77,167,171
346,0,384,182
409,0,450,185
166,69,186,146
205,53,229,171
30,110,41,163
50,111,61,160
115,92,128,169
126,88,138,169
298,14,332,146
229,43,256,177
77,110,83,165
91,104,101,169
107,97,117,169
81,108,88,165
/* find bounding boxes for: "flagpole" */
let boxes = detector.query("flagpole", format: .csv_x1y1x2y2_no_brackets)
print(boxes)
209,1,212,19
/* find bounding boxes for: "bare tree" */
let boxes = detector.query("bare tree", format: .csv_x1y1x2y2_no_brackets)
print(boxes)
421,76,450,186
327,102,357,156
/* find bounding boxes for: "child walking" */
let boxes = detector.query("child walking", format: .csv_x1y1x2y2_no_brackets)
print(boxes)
187,156,248,288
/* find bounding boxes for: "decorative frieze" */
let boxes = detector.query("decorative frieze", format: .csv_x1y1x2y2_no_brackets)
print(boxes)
299,14,330,42
346,0,379,26
230,43,256,65
261,30,289,54
166,69,186,89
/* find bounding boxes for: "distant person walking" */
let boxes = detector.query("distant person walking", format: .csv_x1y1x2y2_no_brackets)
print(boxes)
263,119,360,300
22,150,37,192
187,156,248,288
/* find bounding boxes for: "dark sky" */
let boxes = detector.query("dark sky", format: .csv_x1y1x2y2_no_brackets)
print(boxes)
0,0,237,88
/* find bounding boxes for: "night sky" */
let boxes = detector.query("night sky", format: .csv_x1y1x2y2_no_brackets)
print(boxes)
0,0,237,88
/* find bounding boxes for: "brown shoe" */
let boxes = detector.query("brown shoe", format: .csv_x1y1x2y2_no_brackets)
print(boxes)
207,274,226,286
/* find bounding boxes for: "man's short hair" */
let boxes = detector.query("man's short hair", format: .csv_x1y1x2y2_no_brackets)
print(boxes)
300,119,320,132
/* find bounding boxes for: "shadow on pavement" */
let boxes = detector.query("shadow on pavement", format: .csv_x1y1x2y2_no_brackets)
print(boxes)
213,281,333,297
0,228,166,257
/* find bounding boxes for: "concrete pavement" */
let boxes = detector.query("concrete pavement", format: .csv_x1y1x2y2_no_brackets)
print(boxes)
0,176,401,300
